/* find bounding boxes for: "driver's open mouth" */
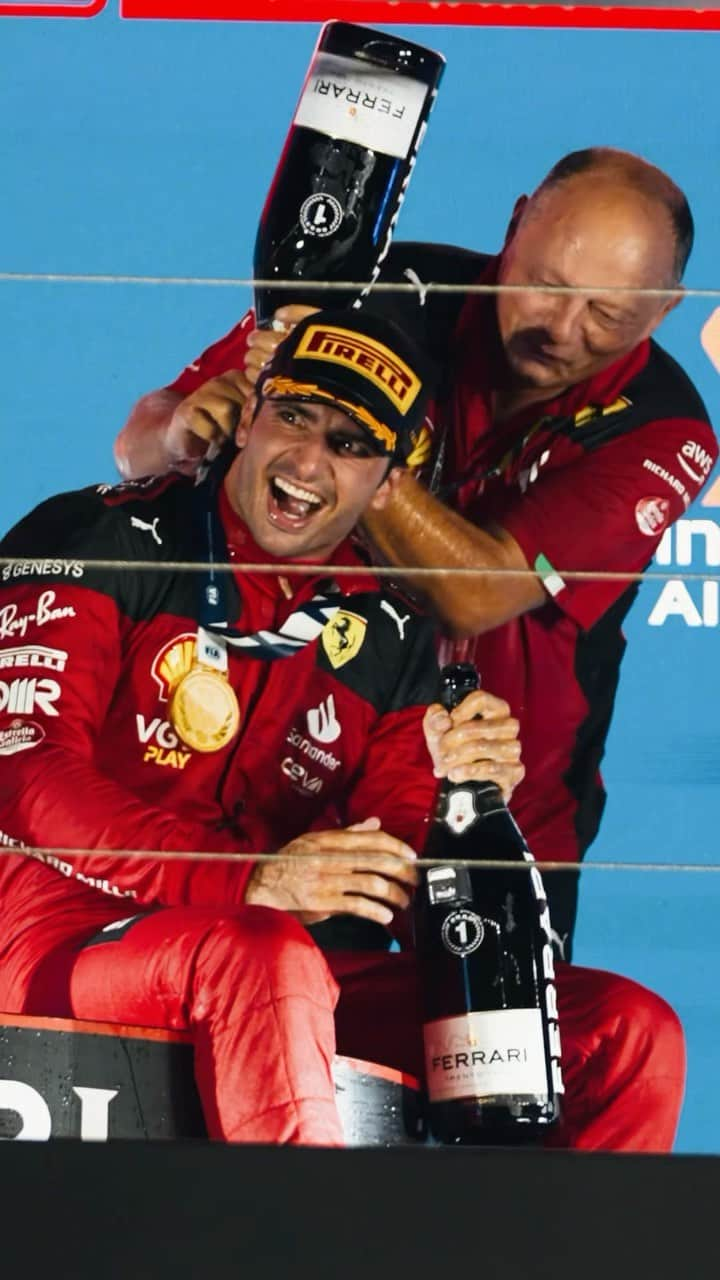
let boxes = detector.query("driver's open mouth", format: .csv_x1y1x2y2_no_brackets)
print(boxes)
268,474,326,526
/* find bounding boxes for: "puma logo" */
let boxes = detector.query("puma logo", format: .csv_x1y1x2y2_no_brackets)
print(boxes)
403,266,428,307
381,600,411,641
130,516,162,546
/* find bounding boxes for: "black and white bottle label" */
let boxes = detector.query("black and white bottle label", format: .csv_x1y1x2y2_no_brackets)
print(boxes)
294,53,427,159
424,1010,549,1101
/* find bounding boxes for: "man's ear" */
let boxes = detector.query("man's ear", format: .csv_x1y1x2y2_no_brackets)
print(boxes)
658,286,684,325
368,463,406,512
502,194,529,250
235,393,258,449
640,286,684,343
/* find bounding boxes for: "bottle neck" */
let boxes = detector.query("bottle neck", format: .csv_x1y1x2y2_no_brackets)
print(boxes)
439,777,506,819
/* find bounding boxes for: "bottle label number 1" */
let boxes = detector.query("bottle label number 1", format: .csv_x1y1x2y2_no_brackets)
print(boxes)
441,909,485,957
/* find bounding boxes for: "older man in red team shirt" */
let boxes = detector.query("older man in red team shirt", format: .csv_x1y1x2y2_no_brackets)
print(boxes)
114,148,717,958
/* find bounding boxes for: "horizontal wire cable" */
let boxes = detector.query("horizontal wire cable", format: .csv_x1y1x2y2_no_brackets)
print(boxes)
5,844,720,874
0,555,715,584
1,272,720,299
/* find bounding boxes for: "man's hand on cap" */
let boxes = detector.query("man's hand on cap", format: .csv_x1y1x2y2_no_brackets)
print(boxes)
165,369,252,474
245,305,320,387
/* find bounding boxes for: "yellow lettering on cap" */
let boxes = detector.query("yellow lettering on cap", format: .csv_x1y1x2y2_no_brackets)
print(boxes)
294,325,421,416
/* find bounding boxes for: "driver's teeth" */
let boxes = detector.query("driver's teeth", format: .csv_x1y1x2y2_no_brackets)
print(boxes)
274,476,322,505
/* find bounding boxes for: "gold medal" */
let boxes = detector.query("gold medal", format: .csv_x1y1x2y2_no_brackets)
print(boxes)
168,665,241,754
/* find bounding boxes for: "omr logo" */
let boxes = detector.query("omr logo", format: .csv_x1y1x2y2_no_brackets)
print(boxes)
0,1,107,14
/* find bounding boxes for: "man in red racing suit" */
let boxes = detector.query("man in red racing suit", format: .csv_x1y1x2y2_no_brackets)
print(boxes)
0,310,684,1149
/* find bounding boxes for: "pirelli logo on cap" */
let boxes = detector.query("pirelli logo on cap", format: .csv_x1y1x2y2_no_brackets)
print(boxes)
294,324,421,416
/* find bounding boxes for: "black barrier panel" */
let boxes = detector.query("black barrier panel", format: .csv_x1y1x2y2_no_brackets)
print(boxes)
0,1018,425,1145
332,1057,426,1145
0,1142,719,1280
0,1021,206,1139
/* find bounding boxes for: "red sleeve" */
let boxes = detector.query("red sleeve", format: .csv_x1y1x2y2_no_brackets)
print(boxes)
167,309,256,398
0,576,259,909
496,416,718,630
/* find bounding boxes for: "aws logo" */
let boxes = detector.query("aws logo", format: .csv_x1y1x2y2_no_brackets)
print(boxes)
150,633,196,702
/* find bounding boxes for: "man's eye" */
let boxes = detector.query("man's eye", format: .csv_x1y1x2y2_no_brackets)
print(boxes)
278,408,300,425
330,434,373,457
590,304,622,326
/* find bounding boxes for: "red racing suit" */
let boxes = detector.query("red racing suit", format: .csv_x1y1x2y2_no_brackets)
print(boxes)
164,242,718,954
0,464,685,1150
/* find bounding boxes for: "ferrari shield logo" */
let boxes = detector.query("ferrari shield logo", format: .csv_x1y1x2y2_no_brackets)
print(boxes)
321,610,367,670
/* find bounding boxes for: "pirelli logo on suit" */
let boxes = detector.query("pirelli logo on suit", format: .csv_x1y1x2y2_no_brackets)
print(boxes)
294,324,422,415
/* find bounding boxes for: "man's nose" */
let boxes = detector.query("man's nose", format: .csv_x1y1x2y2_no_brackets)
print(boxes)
289,433,328,478
541,294,585,346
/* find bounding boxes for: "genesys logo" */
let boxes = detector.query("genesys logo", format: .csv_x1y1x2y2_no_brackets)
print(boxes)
1,560,83,583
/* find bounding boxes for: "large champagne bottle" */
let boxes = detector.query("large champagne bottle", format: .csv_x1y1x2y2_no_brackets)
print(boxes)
417,663,563,1144
253,21,445,325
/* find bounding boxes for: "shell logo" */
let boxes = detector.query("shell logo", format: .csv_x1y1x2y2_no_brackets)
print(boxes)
150,632,197,702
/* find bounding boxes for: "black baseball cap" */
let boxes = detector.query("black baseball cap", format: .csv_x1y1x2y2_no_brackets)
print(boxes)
256,308,434,464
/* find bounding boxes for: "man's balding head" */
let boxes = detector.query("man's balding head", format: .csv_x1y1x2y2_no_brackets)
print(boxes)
495,148,690,404
528,147,693,283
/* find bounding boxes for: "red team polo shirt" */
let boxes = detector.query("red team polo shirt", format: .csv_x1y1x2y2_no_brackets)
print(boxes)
165,245,717,953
